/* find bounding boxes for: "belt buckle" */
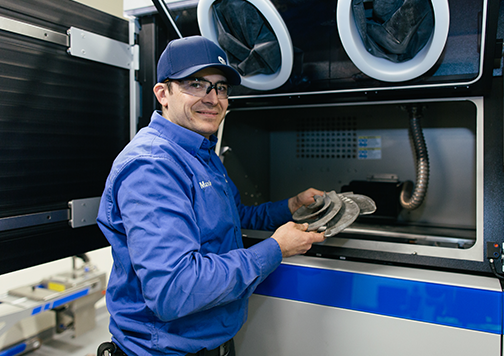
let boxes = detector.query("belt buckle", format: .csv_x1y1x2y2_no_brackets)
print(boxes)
219,340,230,356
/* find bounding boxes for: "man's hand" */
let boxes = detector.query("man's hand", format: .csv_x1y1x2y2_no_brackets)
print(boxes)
271,221,326,258
287,188,325,214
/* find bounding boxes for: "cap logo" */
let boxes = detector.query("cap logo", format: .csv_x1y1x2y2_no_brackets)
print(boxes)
218,56,226,65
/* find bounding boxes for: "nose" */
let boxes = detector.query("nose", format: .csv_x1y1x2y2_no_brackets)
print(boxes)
202,85,220,104
205,84,223,97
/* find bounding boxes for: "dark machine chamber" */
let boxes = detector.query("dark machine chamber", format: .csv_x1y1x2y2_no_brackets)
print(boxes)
135,0,504,275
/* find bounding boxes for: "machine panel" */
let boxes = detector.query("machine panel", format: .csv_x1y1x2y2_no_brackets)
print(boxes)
235,257,502,356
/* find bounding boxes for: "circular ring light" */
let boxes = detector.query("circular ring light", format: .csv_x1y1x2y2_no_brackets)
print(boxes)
336,0,450,82
198,0,294,91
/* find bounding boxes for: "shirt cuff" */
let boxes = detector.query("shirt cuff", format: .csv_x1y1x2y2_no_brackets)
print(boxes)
269,198,293,226
248,237,283,282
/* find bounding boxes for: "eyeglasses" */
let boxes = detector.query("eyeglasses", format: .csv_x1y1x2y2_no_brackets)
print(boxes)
167,78,230,99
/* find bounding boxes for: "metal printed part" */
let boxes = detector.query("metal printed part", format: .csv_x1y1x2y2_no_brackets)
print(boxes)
340,193,377,215
306,191,343,232
293,193,332,221
292,190,376,236
324,195,361,237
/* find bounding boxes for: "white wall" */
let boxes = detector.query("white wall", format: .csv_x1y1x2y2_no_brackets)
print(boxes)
72,0,126,19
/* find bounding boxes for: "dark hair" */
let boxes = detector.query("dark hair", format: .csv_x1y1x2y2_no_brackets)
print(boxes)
164,80,173,93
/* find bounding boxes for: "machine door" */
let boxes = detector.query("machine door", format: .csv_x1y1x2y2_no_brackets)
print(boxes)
194,0,499,101
0,0,131,274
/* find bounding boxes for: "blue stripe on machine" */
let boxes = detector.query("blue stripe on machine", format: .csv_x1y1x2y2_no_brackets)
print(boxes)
31,306,42,315
31,289,90,315
0,342,26,356
52,288,90,308
254,264,502,334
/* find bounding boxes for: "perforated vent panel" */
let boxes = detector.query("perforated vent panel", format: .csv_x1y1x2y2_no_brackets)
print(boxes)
296,117,357,159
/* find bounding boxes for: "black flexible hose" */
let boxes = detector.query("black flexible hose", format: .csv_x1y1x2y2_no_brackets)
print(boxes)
76,253,90,263
400,105,429,210
489,259,504,280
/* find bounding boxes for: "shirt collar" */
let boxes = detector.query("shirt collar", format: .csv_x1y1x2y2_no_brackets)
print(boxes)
149,111,218,157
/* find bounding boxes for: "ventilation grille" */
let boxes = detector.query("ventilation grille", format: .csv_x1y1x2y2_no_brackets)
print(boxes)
296,117,357,159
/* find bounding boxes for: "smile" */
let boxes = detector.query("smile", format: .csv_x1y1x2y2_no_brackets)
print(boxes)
197,110,219,116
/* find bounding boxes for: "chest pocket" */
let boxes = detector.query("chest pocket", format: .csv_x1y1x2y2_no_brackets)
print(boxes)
194,175,238,252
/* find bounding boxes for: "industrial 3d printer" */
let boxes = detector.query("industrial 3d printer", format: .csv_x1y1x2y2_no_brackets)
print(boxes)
2,0,504,355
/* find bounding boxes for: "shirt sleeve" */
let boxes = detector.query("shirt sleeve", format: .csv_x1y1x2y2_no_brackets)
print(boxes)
114,156,282,322
227,178,293,231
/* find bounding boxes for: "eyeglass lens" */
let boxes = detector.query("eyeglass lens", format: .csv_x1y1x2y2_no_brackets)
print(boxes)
177,78,230,99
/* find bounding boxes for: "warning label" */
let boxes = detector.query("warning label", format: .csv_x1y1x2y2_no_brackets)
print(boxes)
358,136,381,159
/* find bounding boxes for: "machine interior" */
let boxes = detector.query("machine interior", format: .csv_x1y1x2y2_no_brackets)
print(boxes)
222,99,478,251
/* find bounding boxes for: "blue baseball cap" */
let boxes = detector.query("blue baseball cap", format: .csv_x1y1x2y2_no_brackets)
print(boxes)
157,36,241,85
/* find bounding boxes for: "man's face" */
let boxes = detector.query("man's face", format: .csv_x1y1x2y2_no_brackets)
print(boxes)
161,68,229,139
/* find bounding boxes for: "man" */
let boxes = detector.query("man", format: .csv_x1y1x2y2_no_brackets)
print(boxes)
97,36,325,356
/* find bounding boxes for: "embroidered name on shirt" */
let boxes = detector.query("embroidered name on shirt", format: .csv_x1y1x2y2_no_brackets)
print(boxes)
199,180,212,189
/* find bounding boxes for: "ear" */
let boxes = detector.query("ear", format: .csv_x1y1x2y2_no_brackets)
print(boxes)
153,83,169,107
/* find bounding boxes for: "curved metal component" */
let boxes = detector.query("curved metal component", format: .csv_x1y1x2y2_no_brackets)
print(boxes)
306,191,343,232
340,193,376,215
293,193,331,221
293,191,375,235
400,105,430,210
308,194,325,210
324,195,360,237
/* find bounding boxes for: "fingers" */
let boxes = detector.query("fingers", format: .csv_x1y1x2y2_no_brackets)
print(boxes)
301,188,325,206
294,222,309,231
298,232,325,255
294,223,325,241
305,187,325,198
273,222,326,258
288,188,326,214
311,231,326,243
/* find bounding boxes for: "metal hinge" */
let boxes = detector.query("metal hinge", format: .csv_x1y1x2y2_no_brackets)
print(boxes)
67,27,139,70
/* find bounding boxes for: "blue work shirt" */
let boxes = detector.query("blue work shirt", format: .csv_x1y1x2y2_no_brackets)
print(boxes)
97,111,292,355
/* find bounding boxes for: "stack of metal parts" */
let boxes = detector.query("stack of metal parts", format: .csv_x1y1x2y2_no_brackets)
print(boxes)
293,191,376,237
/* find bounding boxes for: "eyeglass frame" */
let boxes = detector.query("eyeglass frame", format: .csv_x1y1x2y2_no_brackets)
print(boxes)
164,77,231,99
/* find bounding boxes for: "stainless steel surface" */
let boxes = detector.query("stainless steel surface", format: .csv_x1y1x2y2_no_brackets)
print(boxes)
68,197,101,228
0,15,68,46
342,223,475,248
68,27,135,70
